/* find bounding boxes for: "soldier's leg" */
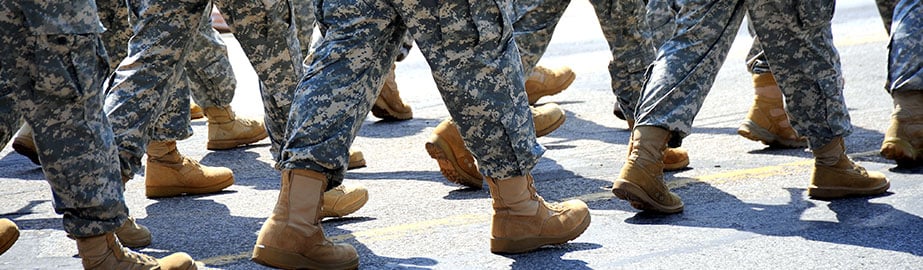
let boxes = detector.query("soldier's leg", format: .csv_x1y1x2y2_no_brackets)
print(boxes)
250,0,395,267
738,37,808,148
217,0,304,161
614,0,750,214
401,0,588,254
0,2,194,266
186,3,269,150
748,0,889,198
880,0,923,165
514,0,576,104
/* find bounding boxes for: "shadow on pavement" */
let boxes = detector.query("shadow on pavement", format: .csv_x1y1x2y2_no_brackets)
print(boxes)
623,183,922,256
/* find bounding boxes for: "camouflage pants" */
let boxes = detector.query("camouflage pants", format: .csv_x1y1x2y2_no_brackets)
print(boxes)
279,0,542,187
637,0,851,150
594,0,655,122
294,0,316,59
882,0,923,94
512,0,571,73
105,0,302,177
0,1,128,237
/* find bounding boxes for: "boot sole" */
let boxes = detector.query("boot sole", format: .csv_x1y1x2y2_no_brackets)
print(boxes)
737,120,807,149
207,132,269,150
527,73,576,105
11,140,40,165
424,140,484,189
145,177,235,198
490,212,591,254
321,193,370,218
371,101,413,121
0,226,19,255
252,245,358,270
611,179,684,214
807,181,891,199
535,114,566,137
347,158,367,170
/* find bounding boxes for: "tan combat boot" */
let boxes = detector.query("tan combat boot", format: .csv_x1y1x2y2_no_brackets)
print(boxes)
145,140,235,198
737,73,808,148
203,106,269,150
252,169,359,269
809,137,890,199
532,103,566,137
880,91,923,166
526,65,576,105
321,184,369,218
371,64,413,121
348,148,366,170
189,101,204,120
612,126,684,214
11,125,40,165
425,106,569,189
0,218,19,256
425,119,484,188
77,232,197,270
626,120,689,171
486,175,590,253
114,216,151,248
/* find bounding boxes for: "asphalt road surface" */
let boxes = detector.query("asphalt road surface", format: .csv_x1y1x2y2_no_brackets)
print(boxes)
2,0,921,269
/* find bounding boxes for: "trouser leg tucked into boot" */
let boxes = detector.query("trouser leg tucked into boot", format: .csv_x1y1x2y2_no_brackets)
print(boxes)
738,73,807,148
371,64,413,121
321,183,369,218
487,175,590,254
252,169,359,270
204,106,269,150
145,140,235,198
11,125,40,165
0,218,19,256
526,65,576,105
612,126,684,214
426,106,567,189
810,137,890,199
880,91,923,166
77,232,197,270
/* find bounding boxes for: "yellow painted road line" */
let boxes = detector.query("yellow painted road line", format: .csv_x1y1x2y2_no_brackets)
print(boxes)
201,151,882,266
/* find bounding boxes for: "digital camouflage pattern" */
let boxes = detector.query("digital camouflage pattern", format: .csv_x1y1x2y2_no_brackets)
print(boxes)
0,0,128,238
104,0,302,177
881,0,922,94
592,0,654,123
294,0,317,59
279,0,542,187
636,0,851,150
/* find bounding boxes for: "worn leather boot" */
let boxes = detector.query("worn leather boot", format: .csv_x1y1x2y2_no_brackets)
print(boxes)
145,141,235,198
612,126,684,214
880,91,923,166
347,148,366,170
11,125,40,165
77,233,197,269
252,169,359,270
204,106,268,150
526,65,576,105
0,219,18,256
425,119,484,188
487,175,590,253
532,103,566,137
371,64,413,121
425,105,568,188
114,216,152,248
627,120,689,171
738,73,808,148
321,184,369,218
810,137,890,199
189,101,204,120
